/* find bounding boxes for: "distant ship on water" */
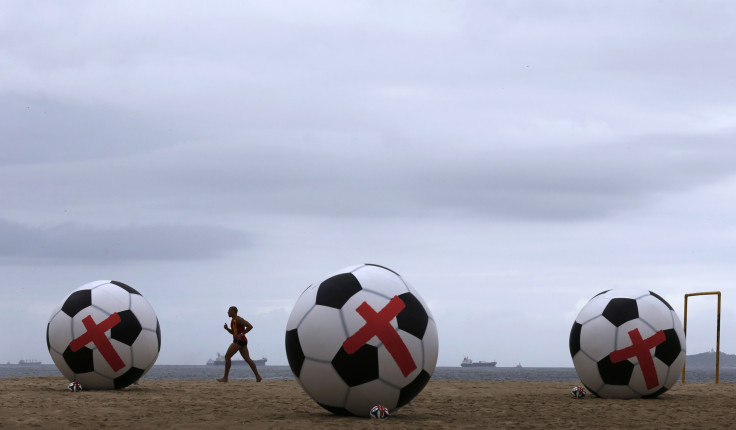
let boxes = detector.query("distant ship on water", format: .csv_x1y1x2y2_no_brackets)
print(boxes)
461,356,497,368
207,353,267,366
17,359,42,365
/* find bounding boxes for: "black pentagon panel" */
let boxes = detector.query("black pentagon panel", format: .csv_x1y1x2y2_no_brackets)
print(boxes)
318,403,353,416
155,319,162,351
61,290,92,318
110,280,141,296
332,344,379,387
316,273,362,309
648,291,674,310
46,323,51,350
597,355,634,385
110,310,142,346
602,298,638,327
63,345,95,373
396,293,428,339
654,328,682,366
569,322,582,357
397,370,431,408
285,329,305,378
114,367,145,389
642,386,669,399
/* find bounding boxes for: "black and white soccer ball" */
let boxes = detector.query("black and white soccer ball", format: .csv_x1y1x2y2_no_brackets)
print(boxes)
370,404,390,419
570,386,585,399
67,381,82,392
47,280,161,390
569,288,685,399
285,264,439,417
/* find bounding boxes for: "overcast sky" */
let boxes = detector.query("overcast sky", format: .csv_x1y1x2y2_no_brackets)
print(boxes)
2,1,736,368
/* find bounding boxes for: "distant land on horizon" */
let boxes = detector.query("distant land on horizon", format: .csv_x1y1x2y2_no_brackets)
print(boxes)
685,350,736,369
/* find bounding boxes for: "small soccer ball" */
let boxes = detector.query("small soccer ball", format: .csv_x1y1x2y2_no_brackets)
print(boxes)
370,405,390,419
569,288,685,399
47,280,162,390
68,381,82,392
285,264,439,417
571,386,585,399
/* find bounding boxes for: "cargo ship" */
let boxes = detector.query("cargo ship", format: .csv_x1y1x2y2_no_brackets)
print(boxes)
461,356,497,367
207,353,267,366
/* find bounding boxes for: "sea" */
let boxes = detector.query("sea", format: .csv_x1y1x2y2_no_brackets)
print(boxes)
0,364,731,383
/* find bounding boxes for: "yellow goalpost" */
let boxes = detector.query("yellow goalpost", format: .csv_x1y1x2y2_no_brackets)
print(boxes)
681,291,721,383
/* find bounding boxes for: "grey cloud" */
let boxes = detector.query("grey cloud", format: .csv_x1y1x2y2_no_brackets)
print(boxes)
0,219,247,263
411,134,736,220
0,95,178,166
104,130,736,222
3,130,735,225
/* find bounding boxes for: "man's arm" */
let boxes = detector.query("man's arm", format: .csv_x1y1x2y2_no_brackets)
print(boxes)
238,317,254,336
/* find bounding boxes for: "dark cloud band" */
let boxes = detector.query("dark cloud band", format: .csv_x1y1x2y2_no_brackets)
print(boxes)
0,219,247,263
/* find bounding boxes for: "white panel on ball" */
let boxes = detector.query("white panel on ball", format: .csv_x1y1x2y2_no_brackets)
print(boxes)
422,319,439,375
578,317,617,361
298,359,349,406
130,294,159,330
298,306,348,361
131,330,161,370
91,284,131,314
285,286,318,331
47,311,72,353
352,265,409,297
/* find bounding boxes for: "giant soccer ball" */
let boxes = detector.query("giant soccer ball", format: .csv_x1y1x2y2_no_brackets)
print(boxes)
47,280,161,389
569,288,685,399
285,264,438,417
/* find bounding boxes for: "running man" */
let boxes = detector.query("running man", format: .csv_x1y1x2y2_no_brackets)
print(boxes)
216,306,263,382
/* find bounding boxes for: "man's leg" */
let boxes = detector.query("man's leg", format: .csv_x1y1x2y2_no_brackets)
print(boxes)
239,346,263,382
217,343,239,382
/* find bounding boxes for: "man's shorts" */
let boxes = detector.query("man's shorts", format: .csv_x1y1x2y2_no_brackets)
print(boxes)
234,339,248,347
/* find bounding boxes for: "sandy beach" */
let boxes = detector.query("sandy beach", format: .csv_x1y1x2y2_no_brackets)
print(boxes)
0,377,731,429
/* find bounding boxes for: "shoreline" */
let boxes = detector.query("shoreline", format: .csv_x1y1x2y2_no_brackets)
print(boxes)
1,377,733,429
